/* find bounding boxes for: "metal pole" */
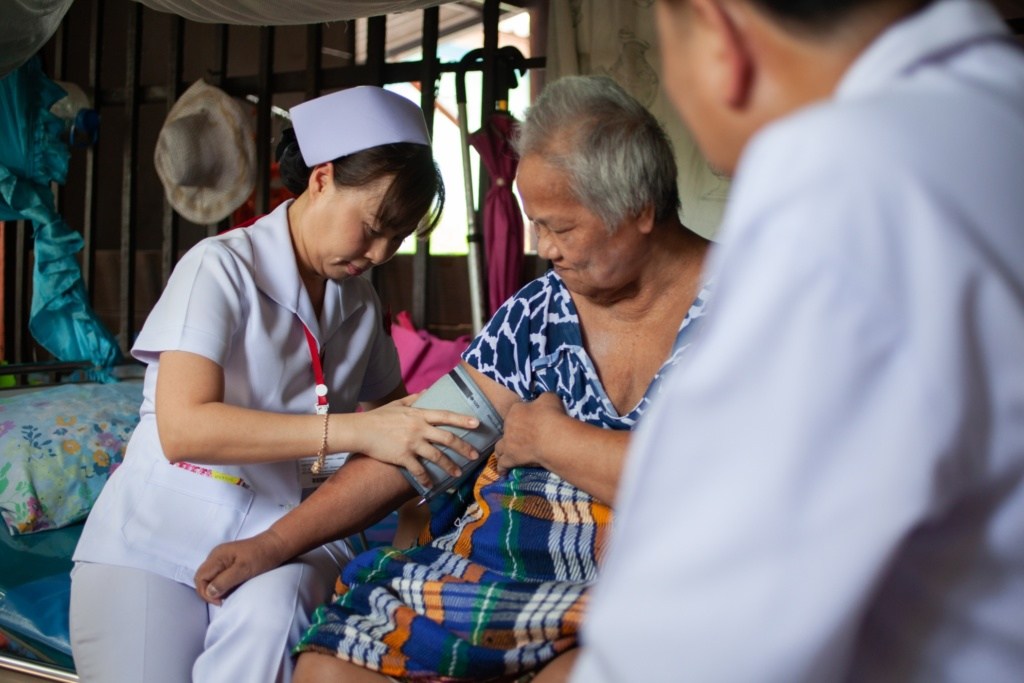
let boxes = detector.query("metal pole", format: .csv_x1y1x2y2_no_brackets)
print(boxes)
455,52,486,335
119,3,142,354
413,6,440,331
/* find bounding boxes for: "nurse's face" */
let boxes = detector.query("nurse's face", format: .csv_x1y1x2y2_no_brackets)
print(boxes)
516,153,650,302
304,170,411,281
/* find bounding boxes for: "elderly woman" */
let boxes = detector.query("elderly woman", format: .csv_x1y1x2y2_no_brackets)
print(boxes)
195,75,711,682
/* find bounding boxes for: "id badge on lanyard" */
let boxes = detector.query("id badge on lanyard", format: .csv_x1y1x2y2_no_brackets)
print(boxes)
297,453,347,496
296,322,347,496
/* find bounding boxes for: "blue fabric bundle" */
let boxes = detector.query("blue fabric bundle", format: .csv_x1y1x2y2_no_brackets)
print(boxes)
0,57,121,379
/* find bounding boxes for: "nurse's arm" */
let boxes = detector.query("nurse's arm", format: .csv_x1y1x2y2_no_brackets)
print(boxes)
195,454,414,604
156,350,479,484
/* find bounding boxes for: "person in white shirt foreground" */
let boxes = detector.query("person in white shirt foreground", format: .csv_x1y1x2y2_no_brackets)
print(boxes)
573,0,1024,681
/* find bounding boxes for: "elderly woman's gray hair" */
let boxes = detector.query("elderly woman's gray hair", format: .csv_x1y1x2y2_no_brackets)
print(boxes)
514,75,680,231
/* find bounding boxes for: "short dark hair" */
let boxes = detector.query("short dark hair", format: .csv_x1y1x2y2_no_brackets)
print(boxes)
277,129,444,237
745,0,935,33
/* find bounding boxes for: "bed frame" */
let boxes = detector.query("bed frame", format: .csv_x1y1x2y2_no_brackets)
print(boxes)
0,656,77,683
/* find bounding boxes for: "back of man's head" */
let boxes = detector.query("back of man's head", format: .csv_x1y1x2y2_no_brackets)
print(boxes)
745,0,937,35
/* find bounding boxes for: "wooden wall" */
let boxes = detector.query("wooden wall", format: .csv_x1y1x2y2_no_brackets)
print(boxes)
3,0,547,364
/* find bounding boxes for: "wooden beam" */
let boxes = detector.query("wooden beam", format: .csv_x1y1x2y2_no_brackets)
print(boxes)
118,2,142,353
412,6,441,330
161,15,185,286
81,0,105,296
306,24,324,99
255,26,275,215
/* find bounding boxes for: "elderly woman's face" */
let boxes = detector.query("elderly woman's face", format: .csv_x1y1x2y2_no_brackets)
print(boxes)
517,154,646,299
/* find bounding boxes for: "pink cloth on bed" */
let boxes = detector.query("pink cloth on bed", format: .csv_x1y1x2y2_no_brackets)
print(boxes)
390,311,469,393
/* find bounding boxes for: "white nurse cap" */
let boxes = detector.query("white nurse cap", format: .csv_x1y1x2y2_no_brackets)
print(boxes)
290,86,431,167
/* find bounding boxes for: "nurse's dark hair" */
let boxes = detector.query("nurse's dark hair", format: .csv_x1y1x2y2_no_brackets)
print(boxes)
514,75,679,232
276,128,444,238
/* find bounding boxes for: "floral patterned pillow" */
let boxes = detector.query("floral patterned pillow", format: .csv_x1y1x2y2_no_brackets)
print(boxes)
0,382,142,534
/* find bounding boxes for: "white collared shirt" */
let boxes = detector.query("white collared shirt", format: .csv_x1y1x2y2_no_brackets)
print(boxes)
575,1,1024,681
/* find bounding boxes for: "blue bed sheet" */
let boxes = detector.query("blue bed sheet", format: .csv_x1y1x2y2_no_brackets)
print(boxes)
0,520,79,671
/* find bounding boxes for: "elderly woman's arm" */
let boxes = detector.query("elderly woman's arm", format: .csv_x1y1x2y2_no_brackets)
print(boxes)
195,455,415,603
463,364,629,506
497,393,628,505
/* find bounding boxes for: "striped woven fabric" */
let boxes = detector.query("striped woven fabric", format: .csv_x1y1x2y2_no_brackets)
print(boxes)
294,272,711,680
297,456,609,680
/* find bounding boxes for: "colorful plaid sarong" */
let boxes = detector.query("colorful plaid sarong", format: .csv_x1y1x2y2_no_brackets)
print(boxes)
296,454,610,681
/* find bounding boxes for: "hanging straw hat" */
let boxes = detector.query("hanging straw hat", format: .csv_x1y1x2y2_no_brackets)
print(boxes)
154,79,256,225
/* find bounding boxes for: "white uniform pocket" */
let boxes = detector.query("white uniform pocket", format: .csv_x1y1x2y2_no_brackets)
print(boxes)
121,461,254,574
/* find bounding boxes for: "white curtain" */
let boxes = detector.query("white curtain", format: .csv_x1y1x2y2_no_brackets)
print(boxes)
1,0,75,78
546,0,729,239
0,0,446,79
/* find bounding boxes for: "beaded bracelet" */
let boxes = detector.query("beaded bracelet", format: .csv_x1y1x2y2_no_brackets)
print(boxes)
310,412,330,475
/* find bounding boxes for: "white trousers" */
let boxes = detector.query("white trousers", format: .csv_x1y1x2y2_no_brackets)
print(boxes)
69,547,347,683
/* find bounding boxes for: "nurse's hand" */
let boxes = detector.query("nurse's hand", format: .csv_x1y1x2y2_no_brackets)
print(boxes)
194,529,289,605
353,395,481,488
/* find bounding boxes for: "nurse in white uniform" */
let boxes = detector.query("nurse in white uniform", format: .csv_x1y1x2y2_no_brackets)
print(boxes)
69,86,479,683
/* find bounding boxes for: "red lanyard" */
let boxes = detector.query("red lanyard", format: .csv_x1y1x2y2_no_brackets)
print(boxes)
301,323,329,415
230,215,331,417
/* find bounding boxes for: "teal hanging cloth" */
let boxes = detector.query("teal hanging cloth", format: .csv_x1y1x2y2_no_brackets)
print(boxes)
0,57,122,381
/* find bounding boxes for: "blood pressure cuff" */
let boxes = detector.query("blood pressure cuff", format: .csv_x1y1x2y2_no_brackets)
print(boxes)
401,365,502,503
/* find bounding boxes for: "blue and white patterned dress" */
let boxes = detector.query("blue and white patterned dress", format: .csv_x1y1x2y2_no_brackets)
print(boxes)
296,270,711,681
465,270,708,425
